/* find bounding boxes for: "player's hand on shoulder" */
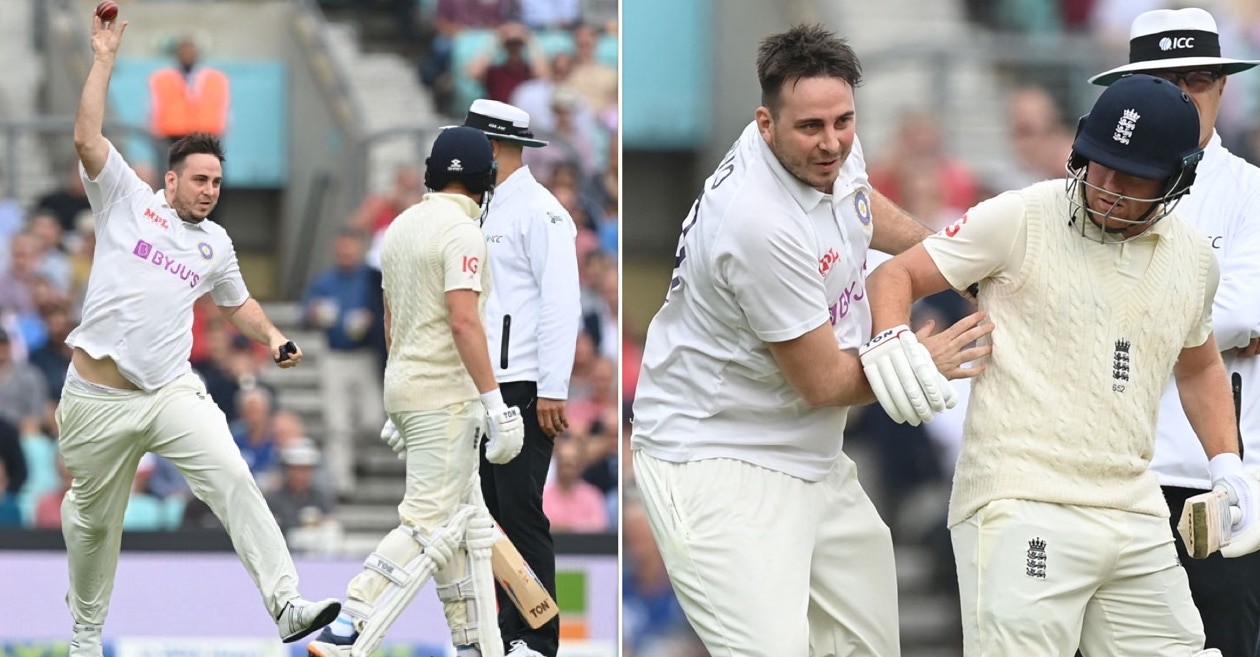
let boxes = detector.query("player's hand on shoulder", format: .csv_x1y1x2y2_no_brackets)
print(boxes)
485,405,525,464
860,325,955,426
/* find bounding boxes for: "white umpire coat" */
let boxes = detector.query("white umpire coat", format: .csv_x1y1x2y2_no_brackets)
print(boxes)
481,165,581,400
1151,131,1260,489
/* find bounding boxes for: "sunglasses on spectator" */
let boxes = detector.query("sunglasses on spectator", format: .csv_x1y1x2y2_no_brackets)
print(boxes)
1149,70,1225,92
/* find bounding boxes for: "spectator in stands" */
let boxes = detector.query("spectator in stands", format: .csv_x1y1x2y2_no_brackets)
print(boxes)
265,438,336,536
424,0,520,111
348,164,423,237
34,456,71,528
0,328,47,435
0,174,24,251
35,165,92,234
622,497,690,655
28,302,75,404
258,411,337,496
868,109,978,212
467,22,547,104
27,211,73,294
568,356,613,433
231,386,279,477
0,460,21,527
510,52,581,135
145,454,191,502
0,232,44,315
1001,85,1074,189
542,438,608,532
567,25,616,116
149,37,231,153
302,228,381,495
520,0,581,31
68,210,96,308
0,414,25,496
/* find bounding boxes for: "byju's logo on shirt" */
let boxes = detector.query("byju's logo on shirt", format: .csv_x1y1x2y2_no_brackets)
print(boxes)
132,239,202,289
828,279,865,325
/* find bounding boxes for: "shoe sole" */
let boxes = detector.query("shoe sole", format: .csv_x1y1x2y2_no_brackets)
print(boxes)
307,643,344,657
282,602,342,644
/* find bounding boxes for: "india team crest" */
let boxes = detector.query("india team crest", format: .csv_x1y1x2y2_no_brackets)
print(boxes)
854,189,872,226
197,242,213,260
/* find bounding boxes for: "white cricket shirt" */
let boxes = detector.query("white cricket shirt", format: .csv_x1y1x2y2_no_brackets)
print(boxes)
631,122,876,482
481,166,581,399
67,142,249,391
1151,132,1260,489
381,192,491,412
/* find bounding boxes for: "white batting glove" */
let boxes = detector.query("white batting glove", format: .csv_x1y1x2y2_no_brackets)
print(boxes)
1212,454,1260,558
482,389,524,464
859,325,957,426
380,418,405,460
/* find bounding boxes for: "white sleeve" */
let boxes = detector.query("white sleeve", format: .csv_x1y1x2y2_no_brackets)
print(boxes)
1209,189,1260,349
79,141,151,228
210,240,251,307
524,202,581,399
441,223,487,293
922,190,1028,291
717,209,829,343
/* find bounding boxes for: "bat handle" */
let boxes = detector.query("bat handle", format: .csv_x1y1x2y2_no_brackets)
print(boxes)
275,340,298,363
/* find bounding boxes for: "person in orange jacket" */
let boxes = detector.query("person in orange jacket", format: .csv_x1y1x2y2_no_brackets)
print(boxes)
149,37,229,155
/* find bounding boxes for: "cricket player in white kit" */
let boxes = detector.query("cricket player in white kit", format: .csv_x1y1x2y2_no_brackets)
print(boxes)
307,126,525,657
60,11,339,656
631,25,993,657
1090,9,1260,655
867,75,1249,656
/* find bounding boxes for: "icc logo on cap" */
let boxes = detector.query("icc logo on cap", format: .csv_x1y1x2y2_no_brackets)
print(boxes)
1159,36,1194,51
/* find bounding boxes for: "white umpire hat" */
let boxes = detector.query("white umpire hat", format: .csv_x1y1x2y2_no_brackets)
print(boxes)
1090,8,1260,86
458,99,549,148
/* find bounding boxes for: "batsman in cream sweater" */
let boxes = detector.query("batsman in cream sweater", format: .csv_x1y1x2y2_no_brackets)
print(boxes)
868,75,1254,656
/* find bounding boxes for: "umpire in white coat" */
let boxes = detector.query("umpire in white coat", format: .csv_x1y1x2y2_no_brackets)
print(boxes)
461,99,580,657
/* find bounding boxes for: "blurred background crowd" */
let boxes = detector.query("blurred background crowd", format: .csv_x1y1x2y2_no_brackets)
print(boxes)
0,0,619,561
622,1,1260,656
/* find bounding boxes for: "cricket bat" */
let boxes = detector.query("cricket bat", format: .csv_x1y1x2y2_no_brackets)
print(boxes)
491,532,559,629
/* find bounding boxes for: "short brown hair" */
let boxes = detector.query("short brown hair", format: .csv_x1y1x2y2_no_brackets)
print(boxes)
757,24,862,116
168,132,226,171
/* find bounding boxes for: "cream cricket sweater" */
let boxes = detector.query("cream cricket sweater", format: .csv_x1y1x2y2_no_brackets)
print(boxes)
943,181,1215,527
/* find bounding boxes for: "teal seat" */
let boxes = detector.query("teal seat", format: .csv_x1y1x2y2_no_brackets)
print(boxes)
17,435,58,526
596,33,618,67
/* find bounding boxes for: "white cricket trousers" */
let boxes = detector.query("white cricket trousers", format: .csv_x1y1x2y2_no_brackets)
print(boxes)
952,498,1206,657
633,450,900,657
347,401,486,628
55,371,300,626
319,348,383,493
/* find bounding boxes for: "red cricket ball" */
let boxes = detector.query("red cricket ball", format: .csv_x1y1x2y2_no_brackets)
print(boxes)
95,1,118,22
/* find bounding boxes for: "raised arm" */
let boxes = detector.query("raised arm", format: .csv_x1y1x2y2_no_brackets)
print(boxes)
74,14,128,179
